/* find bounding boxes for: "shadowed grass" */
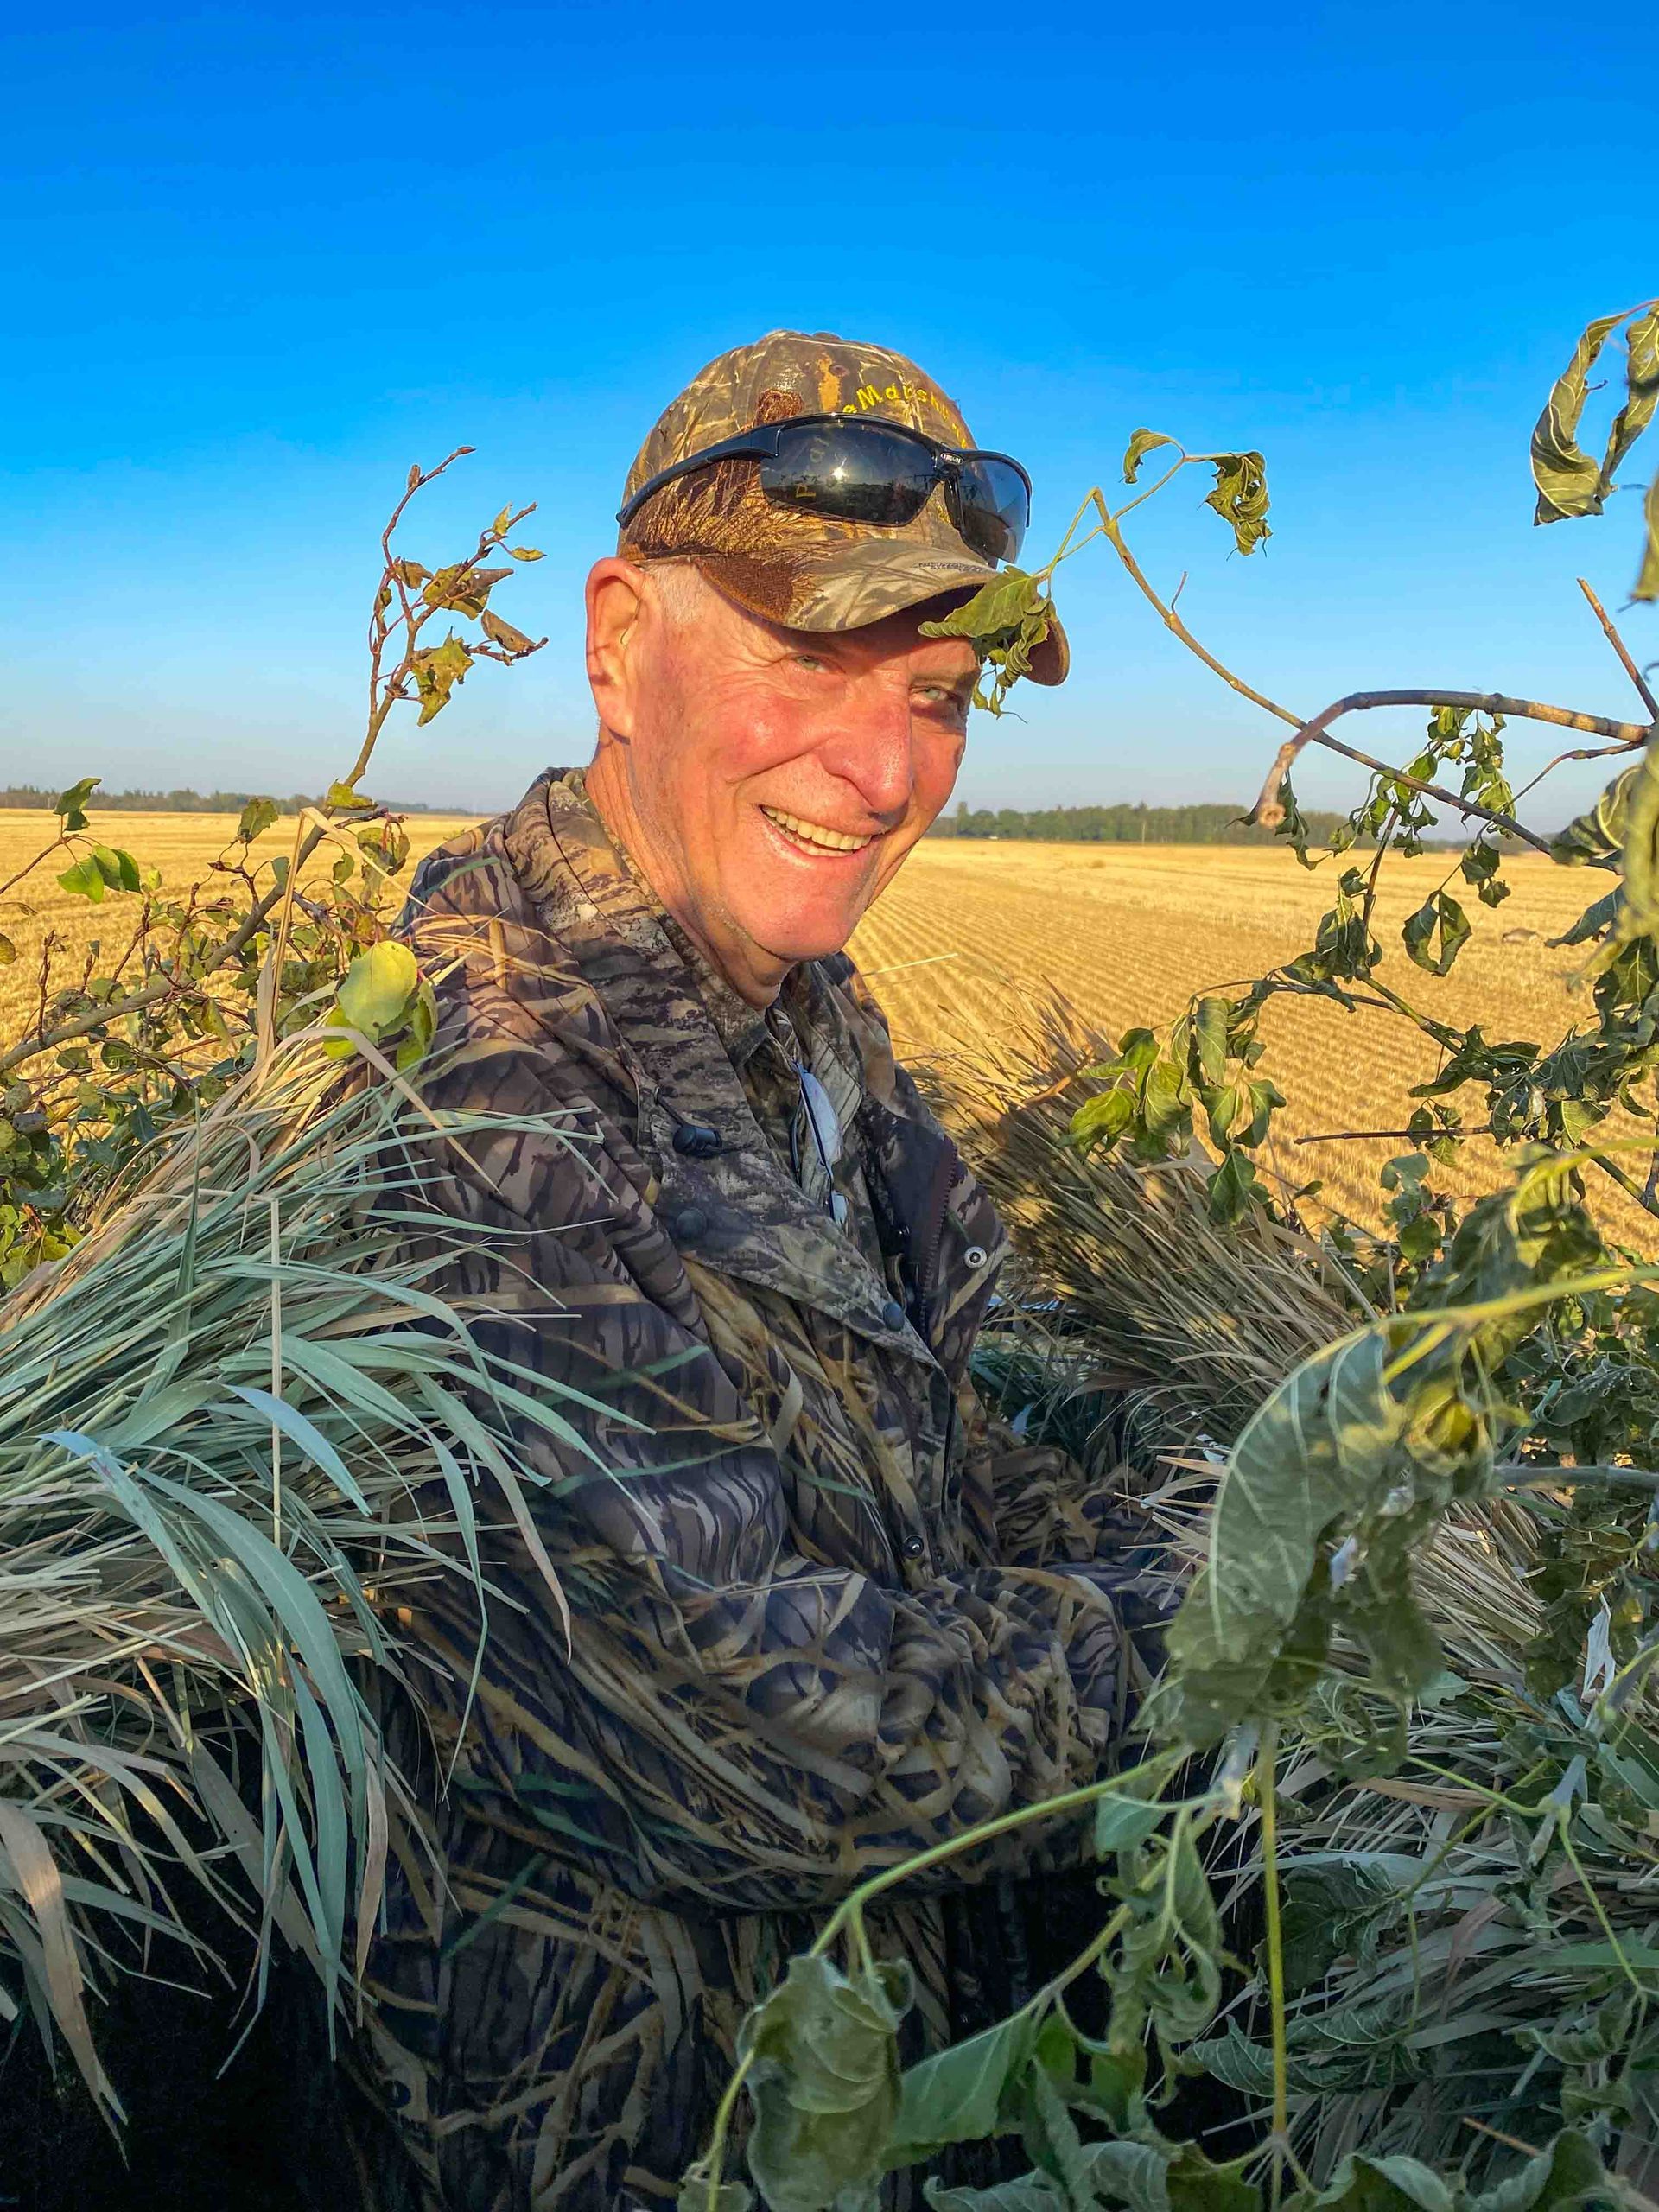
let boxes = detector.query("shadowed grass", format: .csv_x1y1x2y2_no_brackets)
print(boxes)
0,1024,592,2121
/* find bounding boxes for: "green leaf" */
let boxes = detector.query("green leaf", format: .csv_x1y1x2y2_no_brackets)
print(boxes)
1274,1853,1425,1991
326,780,375,811
1122,429,1178,484
1617,732,1659,945
1550,760,1645,870
334,941,420,1041
1192,998,1230,1088
0,931,16,964
53,774,99,831
1138,1058,1192,1154
1208,1147,1259,1226
740,1952,911,2212
1019,2068,1097,2210
1071,1086,1135,1149
88,843,140,893
1465,2132,1609,2212
893,2010,1039,2160
677,2161,753,2212
1285,2150,1455,2212
1204,454,1271,555
508,544,544,560
1402,891,1471,976
1155,1330,1410,1745
1081,2142,1260,2212
925,2176,1060,2212
1637,460,1659,603
1531,307,1633,523
919,570,1044,645
1093,1769,1171,1856
56,853,105,903
237,797,280,843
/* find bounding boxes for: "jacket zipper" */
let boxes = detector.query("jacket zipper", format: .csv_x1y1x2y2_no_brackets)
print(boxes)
915,1160,964,1341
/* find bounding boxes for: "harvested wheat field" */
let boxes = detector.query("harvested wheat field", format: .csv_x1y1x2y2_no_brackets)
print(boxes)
847,838,1643,1236
0,810,1637,1235
0,809,480,1033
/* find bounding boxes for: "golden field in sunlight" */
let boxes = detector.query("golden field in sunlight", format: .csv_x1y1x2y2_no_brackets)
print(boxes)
847,839,1634,1232
0,810,1631,1233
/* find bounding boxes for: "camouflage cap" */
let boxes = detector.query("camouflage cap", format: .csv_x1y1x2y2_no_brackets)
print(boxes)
618,330,1068,685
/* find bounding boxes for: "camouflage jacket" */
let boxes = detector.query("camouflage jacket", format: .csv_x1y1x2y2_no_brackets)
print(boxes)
359,770,1172,2211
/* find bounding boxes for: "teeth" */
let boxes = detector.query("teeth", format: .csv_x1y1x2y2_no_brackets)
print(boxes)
760,806,874,854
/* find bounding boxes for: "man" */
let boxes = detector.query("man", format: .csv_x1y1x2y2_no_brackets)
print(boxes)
361,332,1170,2210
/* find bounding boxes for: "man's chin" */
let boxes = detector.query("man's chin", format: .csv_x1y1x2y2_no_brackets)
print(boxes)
749,913,869,970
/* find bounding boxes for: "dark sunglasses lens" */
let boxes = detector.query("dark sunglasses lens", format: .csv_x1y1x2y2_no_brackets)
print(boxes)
953,458,1029,564
759,423,934,525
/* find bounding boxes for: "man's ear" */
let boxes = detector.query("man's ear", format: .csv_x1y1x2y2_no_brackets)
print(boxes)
585,558,649,740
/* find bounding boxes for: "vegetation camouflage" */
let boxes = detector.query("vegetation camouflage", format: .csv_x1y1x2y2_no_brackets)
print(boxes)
355,770,1173,2209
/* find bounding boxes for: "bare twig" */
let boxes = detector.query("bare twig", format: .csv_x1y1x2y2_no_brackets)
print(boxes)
1580,575,1659,719
1250,691,1654,848
1092,494,1302,729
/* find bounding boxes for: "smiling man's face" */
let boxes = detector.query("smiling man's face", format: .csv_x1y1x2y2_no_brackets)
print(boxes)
584,560,977,1007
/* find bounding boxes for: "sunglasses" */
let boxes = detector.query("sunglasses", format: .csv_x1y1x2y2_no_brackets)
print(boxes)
617,412,1032,568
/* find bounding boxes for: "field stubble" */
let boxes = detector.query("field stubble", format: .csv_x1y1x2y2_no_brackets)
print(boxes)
847,838,1646,1237
0,813,1638,1236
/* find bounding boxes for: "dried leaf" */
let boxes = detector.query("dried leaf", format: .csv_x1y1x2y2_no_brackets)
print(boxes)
1122,429,1178,484
1531,307,1630,523
480,609,536,655
1637,460,1659,604
1599,302,1659,494
1204,454,1271,555
410,633,474,726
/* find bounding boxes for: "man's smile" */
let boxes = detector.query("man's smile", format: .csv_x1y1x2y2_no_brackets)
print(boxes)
758,804,879,856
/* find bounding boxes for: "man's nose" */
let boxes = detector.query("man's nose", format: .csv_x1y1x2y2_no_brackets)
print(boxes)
815,683,917,823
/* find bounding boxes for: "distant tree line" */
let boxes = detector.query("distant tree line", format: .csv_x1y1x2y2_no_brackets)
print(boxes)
0,785,444,814
928,799,1357,844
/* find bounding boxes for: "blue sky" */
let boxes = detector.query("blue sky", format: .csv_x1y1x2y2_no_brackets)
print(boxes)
0,2,1653,824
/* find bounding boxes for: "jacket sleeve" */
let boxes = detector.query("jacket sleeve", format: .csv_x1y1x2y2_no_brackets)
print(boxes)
397,950,1160,1920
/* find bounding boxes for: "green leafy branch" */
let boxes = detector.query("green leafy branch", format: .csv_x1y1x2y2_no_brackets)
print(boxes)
0,450,545,1283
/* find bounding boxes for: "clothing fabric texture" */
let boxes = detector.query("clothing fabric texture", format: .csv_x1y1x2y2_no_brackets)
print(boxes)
356,770,1173,2210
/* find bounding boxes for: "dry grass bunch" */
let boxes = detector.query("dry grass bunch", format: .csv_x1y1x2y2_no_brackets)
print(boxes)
0,1026,585,2124
919,991,1357,1452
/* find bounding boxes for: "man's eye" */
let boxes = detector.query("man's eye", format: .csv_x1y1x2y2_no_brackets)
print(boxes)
793,652,827,672
918,685,968,712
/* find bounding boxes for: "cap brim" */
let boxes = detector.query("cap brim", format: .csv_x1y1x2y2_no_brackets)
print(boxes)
690,541,1070,687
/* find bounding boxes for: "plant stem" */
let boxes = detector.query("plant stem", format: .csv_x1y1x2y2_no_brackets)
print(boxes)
1093,500,1303,730
1251,691,1651,844
1258,1725,1290,2210
1579,575,1659,719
